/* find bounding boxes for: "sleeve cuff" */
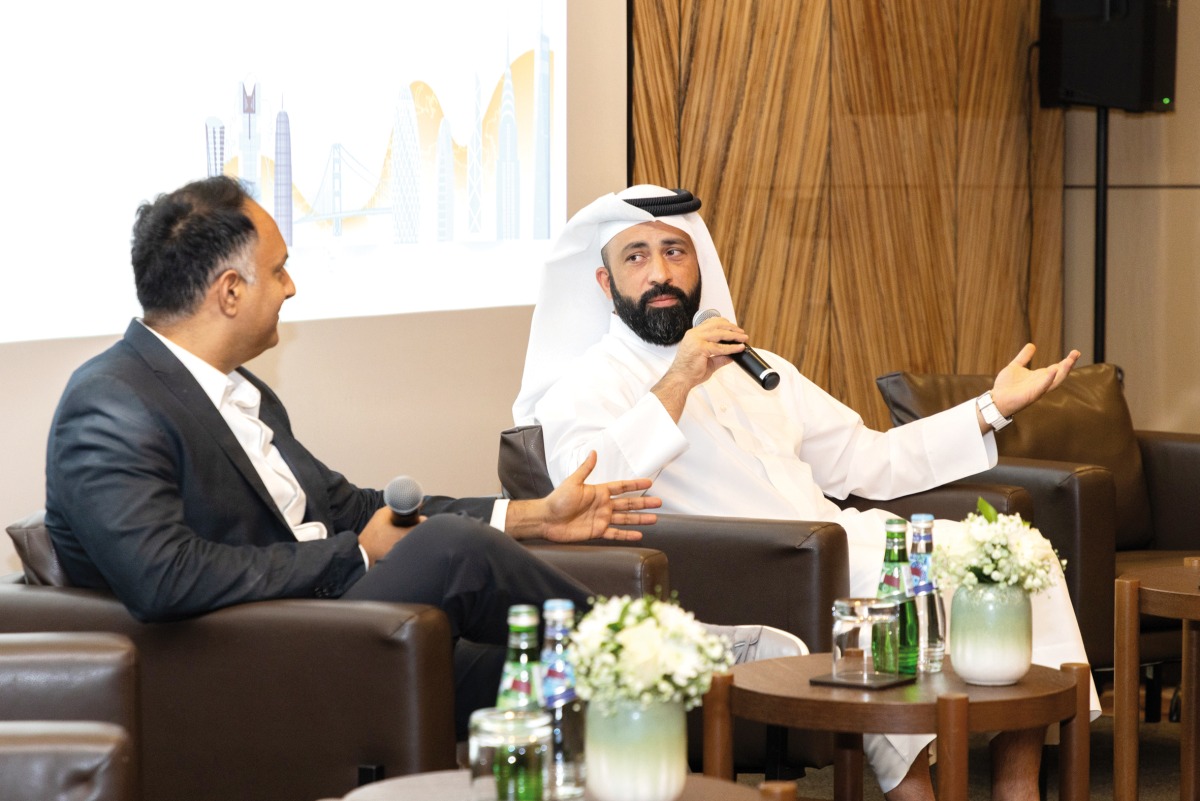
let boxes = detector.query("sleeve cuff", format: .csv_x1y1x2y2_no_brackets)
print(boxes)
489,499,510,532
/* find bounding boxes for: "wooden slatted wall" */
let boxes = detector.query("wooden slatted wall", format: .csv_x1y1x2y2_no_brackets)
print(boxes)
631,0,1064,429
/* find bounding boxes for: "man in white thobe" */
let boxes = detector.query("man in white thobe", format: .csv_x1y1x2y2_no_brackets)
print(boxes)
513,185,1099,801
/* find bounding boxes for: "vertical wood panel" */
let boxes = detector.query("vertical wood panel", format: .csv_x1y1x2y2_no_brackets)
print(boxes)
956,0,1036,373
631,0,682,186
678,0,831,388
829,0,959,422
1028,0,1066,362
630,0,1064,430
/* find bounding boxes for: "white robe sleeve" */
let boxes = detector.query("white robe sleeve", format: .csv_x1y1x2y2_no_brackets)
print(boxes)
535,354,688,488
791,373,998,501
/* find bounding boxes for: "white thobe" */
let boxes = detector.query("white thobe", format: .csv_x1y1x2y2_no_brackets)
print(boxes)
534,316,1099,790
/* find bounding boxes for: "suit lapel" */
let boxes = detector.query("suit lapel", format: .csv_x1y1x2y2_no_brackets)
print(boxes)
122,321,293,532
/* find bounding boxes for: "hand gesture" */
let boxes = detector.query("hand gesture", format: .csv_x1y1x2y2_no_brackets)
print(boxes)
535,451,660,542
652,314,747,421
990,343,1081,418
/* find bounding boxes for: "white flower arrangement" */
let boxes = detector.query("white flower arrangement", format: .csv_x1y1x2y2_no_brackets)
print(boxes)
933,498,1067,594
570,595,733,713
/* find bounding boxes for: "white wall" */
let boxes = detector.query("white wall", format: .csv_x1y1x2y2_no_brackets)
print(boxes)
0,0,628,575
1062,1,1200,432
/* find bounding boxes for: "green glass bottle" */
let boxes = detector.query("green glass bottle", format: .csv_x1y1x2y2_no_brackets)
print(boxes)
497,604,543,711
875,518,919,675
493,604,544,801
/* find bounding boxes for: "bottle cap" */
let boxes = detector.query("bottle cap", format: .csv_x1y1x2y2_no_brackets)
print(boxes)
543,598,575,614
507,604,539,629
910,513,934,523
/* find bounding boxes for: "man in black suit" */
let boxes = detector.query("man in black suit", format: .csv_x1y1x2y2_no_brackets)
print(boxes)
44,175,658,726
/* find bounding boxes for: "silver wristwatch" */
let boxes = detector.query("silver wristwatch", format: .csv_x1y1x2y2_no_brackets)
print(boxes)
976,391,1013,432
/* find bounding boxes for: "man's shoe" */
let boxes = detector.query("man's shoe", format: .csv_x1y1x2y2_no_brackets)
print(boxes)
701,624,808,665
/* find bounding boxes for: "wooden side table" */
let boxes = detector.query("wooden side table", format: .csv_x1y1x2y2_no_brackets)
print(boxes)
702,654,1090,801
1114,558,1200,801
334,768,778,800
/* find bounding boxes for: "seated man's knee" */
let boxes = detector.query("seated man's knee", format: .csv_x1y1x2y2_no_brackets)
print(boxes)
407,513,506,553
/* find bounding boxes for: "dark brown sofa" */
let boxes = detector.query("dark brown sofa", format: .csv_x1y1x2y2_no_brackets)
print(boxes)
3,512,668,801
0,631,138,801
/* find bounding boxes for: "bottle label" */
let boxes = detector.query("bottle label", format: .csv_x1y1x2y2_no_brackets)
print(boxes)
542,662,577,707
910,552,934,594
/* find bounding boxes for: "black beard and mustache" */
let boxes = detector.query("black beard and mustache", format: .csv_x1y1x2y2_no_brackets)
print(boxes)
610,276,703,346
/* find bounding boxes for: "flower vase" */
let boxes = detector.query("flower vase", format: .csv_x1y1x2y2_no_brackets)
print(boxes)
585,698,686,801
949,583,1032,685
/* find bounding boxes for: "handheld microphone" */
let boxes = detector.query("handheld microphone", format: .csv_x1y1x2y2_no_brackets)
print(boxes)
384,475,425,527
692,308,781,391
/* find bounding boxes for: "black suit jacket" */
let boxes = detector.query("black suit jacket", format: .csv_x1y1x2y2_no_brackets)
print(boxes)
45,320,494,622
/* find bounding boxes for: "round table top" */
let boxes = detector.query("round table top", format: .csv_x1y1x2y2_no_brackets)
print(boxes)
1119,562,1200,622
340,769,765,800
728,654,1079,735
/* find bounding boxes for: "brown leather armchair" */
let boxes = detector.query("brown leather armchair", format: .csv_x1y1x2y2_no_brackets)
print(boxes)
498,425,1033,775
0,631,138,801
3,512,668,801
876,363,1200,702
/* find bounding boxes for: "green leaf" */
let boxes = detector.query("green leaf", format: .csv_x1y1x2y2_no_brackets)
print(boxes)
976,496,999,524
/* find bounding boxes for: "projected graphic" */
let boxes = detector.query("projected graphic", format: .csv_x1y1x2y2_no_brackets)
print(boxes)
206,46,554,248
1,1,567,343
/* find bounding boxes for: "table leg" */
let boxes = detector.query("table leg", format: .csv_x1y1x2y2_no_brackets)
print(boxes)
936,693,968,801
1059,662,1091,801
1183,619,1199,801
833,732,863,801
1114,577,1141,801
702,672,734,780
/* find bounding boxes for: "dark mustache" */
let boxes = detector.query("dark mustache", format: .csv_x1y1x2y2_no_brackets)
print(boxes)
639,284,688,310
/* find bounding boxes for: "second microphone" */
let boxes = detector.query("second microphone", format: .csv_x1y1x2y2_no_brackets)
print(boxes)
692,308,780,391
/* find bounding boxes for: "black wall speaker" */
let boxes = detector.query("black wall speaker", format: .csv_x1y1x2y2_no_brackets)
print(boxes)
1038,0,1178,112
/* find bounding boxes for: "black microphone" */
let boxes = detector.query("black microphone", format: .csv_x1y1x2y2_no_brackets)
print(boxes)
384,475,425,527
692,308,781,391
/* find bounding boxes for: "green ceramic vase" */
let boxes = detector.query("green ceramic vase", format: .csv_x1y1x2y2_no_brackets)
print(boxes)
585,698,686,801
949,582,1032,685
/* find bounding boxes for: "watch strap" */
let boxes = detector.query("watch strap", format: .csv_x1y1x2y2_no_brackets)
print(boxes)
977,391,1013,432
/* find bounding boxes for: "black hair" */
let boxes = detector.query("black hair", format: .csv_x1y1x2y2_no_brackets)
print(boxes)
131,176,257,321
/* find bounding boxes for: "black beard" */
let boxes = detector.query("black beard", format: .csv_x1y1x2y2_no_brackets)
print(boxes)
610,276,703,346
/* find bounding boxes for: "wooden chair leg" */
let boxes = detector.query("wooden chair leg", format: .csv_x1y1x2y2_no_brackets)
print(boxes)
1114,577,1141,801
702,672,734,780
936,692,969,801
1060,662,1091,801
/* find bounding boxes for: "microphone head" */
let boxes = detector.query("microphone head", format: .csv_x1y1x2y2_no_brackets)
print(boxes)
692,308,720,327
384,475,424,515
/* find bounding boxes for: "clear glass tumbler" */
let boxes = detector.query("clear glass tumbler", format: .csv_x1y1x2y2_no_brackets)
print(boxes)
831,596,901,682
468,707,552,801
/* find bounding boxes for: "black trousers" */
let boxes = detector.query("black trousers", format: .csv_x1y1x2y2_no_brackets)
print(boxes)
341,513,593,736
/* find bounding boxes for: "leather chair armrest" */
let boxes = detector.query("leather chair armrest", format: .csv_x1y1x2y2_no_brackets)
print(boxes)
838,482,1034,520
588,515,848,653
0,721,134,801
964,456,1117,668
0,632,138,736
1138,429,1200,551
524,544,669,598
0,585,457,801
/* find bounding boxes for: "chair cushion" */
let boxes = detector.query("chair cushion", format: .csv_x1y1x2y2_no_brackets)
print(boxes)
876,363,1153,550
498,425,555,501
5,511,71,587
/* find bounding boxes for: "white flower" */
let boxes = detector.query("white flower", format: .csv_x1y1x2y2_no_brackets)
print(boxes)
932,498,1066,595
570,595,733,713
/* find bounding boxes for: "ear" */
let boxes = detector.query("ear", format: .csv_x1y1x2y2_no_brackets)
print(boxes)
595,266,614,302
212,269,244,317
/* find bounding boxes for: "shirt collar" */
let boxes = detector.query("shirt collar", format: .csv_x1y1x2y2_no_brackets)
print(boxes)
137,319,253,411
